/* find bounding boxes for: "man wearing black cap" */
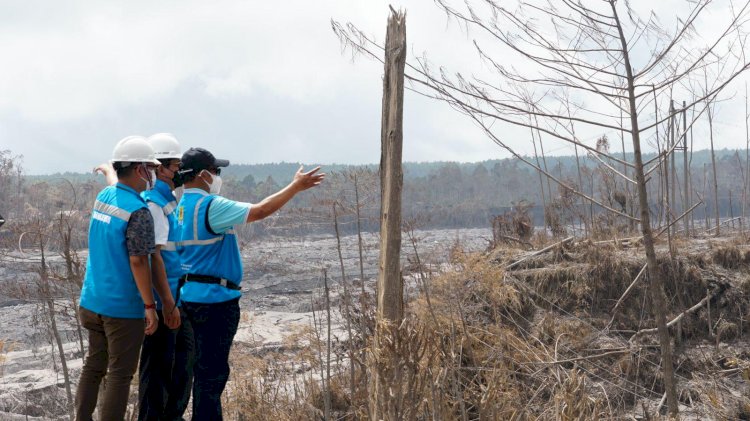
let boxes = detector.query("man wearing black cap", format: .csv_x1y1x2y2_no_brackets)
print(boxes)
176,147,324,419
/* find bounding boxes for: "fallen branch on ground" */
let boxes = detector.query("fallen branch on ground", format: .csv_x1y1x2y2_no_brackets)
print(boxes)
630,290,718,342
505,236,574,270
606,263,648,330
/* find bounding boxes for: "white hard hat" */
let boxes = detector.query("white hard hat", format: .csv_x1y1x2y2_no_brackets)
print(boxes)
111,135,160,165
147,133,182,160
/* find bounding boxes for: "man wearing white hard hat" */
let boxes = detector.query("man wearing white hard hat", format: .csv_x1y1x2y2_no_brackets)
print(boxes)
138,133,194,421
75,136,164,421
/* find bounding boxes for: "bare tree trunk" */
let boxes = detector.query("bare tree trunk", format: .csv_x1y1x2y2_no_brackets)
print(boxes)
612,4,679,416
683,102,690,236
354,175,367,295
730,190,736,230
621,105,634,233
332,203,356,406
691,112,697,233
377,9,406,323
324,270,332,421
669,99,679,236
60,216,86,360
745,83,749,234
654,89,666,228
535,116,555,211
574,144,587,236
668,104,675,260
353,174,368,393
371,9,406,421
38,235,74,419
704,163,710,230
708,103,721,236
735,152,745,232
530,126,548,228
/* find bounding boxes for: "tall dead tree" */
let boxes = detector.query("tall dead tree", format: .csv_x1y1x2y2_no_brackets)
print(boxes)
377,6,405,333
707,94,721,235
683,102,690,236
370,8,406,421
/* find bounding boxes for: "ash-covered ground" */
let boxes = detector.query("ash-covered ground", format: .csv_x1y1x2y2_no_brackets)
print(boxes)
0,228,490,420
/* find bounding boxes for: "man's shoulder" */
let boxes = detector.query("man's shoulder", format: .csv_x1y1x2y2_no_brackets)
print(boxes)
131,207,153,221
210,195,247,207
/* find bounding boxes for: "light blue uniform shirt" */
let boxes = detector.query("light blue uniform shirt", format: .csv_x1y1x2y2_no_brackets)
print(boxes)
207,195,253,233
177,188,251,304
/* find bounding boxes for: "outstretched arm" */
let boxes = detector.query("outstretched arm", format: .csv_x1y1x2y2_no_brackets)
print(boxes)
94,162,118,186
247,166,325,222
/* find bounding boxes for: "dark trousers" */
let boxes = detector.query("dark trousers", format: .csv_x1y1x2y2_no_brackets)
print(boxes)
138,308,194,421
166,308,195,420
75,307,145,421
182,298,240,421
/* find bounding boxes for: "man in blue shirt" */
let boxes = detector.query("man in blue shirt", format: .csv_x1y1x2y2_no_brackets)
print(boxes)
138,133,194,421
176,147,323,420
76,136,169,421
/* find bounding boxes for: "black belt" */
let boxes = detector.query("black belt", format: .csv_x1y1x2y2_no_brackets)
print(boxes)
179,274,241,291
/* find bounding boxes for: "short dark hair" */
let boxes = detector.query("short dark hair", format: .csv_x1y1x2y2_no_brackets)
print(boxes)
112,162,136,178
158,158,180,167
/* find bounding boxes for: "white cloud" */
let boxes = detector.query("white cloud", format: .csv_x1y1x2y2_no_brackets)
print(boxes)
1,0,749,174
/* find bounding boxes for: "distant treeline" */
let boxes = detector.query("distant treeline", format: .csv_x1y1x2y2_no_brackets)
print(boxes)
4,148,749,241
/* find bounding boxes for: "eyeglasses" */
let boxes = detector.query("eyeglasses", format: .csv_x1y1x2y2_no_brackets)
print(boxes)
209,167,222,176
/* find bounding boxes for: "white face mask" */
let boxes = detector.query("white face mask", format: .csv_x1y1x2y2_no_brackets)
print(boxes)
202,171,222,194
140,165,157,190
173,185,185,202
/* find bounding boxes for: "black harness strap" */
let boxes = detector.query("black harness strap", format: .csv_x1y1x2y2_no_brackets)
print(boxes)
179,274,241,291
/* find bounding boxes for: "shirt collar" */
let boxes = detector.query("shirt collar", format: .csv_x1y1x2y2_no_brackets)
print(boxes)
184,187,209,196
153,179,175,200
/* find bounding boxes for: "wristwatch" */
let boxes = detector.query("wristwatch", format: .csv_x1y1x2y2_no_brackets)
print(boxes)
144,303,157,310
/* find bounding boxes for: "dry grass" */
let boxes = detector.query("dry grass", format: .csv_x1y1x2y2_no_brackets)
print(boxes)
214,234,750,420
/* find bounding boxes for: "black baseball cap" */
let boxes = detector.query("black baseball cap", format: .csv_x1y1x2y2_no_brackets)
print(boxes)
180,147,230,174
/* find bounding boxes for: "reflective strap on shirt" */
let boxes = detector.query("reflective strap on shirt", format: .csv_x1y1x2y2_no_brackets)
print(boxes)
162,241,177,251
179,236,225,247
192,196,206,241
178,196,227,247
93,200,132,222
162,201,177,216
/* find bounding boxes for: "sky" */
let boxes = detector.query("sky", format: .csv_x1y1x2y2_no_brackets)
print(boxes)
1,0,749,174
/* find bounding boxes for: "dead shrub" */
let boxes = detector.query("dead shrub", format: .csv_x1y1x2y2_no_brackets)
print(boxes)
714,246,743,269
553,368,606,420
490,200,534,246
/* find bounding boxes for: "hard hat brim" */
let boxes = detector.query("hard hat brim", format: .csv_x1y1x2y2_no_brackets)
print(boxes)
155,153,183,160
110,158,161,165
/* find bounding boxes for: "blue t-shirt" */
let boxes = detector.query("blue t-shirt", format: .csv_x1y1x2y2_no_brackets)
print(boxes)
207,195,252,233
